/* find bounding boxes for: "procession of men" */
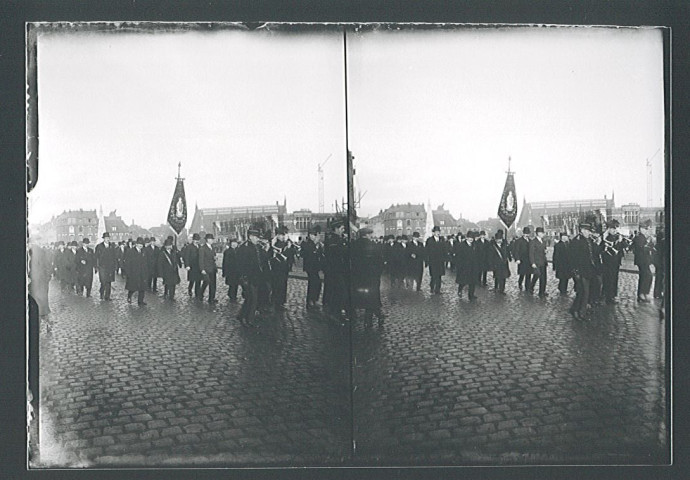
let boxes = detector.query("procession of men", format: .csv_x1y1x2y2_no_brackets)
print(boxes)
31,215,664,326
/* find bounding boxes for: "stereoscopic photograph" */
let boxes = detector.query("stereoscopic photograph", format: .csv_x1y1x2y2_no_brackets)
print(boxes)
27,22,669,468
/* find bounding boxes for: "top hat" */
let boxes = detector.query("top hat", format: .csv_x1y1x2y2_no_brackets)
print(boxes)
192,233,201,240
205,233,214,240
102,232,110,238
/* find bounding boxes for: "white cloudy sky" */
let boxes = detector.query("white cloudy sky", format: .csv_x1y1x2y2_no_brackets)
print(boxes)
31,28,347,228
348,26,665,220
30,25,665,227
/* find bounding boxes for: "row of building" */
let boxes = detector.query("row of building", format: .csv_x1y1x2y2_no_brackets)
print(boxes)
31,193,664,246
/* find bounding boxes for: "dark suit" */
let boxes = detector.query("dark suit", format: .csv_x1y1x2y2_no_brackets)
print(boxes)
389,243,407,288
95,242,118,300
198,243,217,302
569,234,597,317
157,247,181,299
270,239,294,307
323,232,349,315
454,240,480,299
633,233,653,298
488,240,511,292
75,246,96,296
529,237,548,296
144,244,160,291
552,240,571,294
237,241,268,324
425,235,446,294
301,238,323,305
124,246,148,304
601,233,625,301
475,238,491,285
513,236,532,290
182,243,201,296
222,246,241,301
351,237,384,319
408,239,425,290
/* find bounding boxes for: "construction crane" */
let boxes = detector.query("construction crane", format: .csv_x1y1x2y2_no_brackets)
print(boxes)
318,153,332,214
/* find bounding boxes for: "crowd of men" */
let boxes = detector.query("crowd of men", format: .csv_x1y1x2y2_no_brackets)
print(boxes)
30,216,664,325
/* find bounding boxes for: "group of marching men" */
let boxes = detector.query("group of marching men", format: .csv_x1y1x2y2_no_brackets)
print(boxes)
36,215,664,325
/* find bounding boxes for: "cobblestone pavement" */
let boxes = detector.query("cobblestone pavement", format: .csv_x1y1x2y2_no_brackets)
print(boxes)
352,265,668,465
35,273,351,467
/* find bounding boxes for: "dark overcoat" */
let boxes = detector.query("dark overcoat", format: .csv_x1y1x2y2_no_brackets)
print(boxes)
95,242,119,283
351,237,383,310
182,243,201,281
301,238,323,275
454,240,480,285
425,236,446,277
476,238,491,270
54,249,70,282
407,239,425,278
513,236,532,275
488,240,511,280
237,241,266,285
124,247,148,291
552,241,571,280
389,243,407,277
198,243,217,274
75,246,96,284
144,245,159,277
632,233,653,268
63,249,77,284
222,246,241,285
157,248,181,286
568,234,597,279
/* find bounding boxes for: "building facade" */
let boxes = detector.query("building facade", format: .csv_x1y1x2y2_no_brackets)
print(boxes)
55,209,99,244
382,203,426,237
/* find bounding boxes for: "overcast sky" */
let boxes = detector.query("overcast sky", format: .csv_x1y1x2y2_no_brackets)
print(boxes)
30,25,665,228
348,26,665,220
31,28,347,228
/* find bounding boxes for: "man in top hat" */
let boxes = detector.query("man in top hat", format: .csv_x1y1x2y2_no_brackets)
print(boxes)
95,232,119,301
408,231,426,291
270,226,294,309
222,236,241,303
425,225,446,294
182,233,202,297
489,230,511,294
301,225,324,309
75,237,96,297
323,217,349,318
600,219,626,304
143,237,160,292
552,232,571,295
198,233,218,303
157,237,182,300
351,227,386,325
125,237,148,305
514,226,533,291
454,230,480,300
569,223,598,319
633,219,654,302
529,226,549,297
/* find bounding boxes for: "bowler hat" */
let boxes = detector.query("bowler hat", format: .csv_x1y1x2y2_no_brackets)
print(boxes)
536,227,544,233
523,227,531,234
412,231,420,238
479,230,486,236
401,235,409,241
432,225,440,232
495,230,504,239
136,237,145,245
205,233,214,240
164,238,173,246
102,232,110,238
82,238,90,244
150,236,156,242
579,223,592,231
192,233,200,240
